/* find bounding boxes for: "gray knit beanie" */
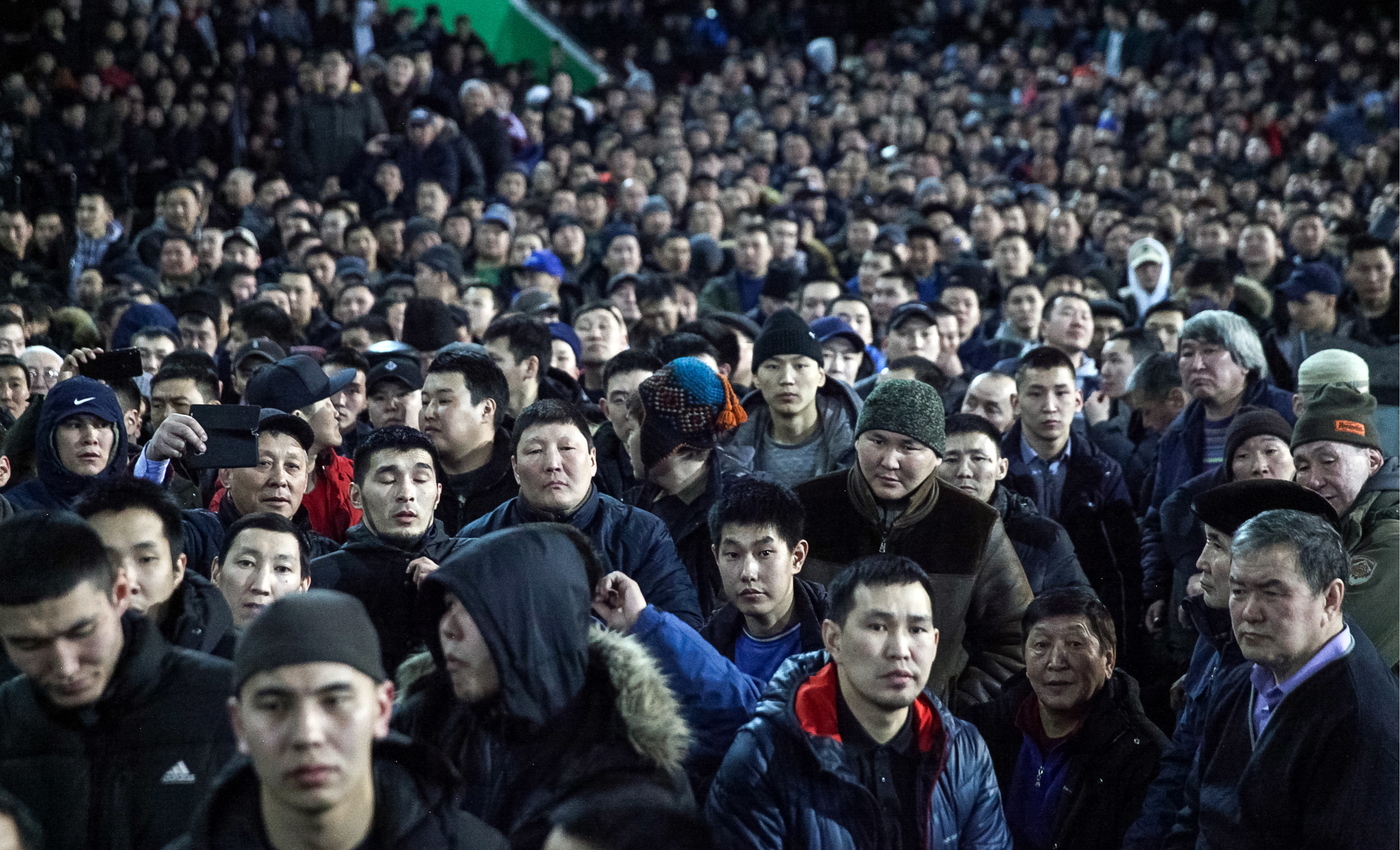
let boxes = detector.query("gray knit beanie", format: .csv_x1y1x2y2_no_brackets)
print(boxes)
856,379,946,454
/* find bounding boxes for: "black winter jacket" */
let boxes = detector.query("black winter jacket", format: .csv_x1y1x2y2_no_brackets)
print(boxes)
163,572,236,658
164,734,506,850
699,577,828,662
434,428,518,535
625,460,726,620
0,614,237,850
312,520,465,675
592,421,636,499
962,670,1168,850
989,484,1090,595
283,87,388,191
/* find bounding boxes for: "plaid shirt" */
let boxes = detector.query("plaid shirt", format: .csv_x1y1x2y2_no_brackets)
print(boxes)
69,219,123,297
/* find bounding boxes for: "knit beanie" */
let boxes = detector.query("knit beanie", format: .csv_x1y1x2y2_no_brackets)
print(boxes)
1223,406,1294,471
636,357,747,469
1291,383,1381,452
1296,349,1369,395
753,308,823,369
233,590,385,691
856,378,946,454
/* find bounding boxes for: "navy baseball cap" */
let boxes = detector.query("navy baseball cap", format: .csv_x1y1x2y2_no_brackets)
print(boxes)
1278,262,1343,302
246,355,356,412
810,316,864,350
887,302,939,331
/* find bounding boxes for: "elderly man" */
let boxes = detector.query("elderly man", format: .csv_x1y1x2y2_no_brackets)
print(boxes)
964,588,1167,850
1164,510,1398,849
1290,384,1398,667
796,378,1033,707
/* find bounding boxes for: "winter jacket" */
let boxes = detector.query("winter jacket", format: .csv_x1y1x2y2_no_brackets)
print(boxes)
163,572,236,658
312,520,466,676
625,460,727,620
6,376,131,510
396,526,693,849
1002,422,1144,666
705,651,1012,849
284,87,388,191
393,135,461,201
462,111,513,189
301,450,361,543
1123,597,1244,850
0,613,237,850
1139,464,1228,666
1089,404,1162,513
796,467,1032,708
214,495,339,560
164,734,506,850
989,484,1090,595
1149,378,1294,512
718,380,862,488
962,670,1168,850
434,427,519,534
701,577,829,666
592,420,637,499
1337,456,1399,666
459,486,703,628
1164,628,1399,850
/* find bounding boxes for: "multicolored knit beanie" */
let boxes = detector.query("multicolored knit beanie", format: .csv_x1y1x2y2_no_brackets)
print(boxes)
636,357,747,469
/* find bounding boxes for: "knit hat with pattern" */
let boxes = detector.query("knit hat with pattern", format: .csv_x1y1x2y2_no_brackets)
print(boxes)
635,357,747,469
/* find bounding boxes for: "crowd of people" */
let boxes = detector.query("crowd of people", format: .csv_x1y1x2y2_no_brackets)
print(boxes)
0,0,1395,846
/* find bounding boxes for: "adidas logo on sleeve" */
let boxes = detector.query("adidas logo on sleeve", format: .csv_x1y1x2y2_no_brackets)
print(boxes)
160,760,197,784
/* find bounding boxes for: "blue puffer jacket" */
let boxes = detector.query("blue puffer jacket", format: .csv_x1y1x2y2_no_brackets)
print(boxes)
1148,378,1294,511
459,486,703,628
706,651,1012,850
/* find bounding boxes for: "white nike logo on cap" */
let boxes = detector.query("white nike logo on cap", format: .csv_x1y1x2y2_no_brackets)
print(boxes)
74,397,95,405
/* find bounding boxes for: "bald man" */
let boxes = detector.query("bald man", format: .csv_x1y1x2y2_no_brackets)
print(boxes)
962,371,1018,432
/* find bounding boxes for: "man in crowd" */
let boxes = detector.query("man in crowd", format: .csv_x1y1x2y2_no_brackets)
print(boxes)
0,511,236,850
210,512,312,630
366,355,423,431
573,301,631,400
170,590,505,849
961,371,1019,433
422,347,518,533
594,349,661,498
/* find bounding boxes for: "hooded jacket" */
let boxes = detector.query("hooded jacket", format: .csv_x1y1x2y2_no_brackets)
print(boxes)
394,526,692,849
962,670,1168,850
797,467,1032,708
989,484,1091,595
1337,455,1399,666
0,613,237,850
705,651,1011,849
6,376,130,510
434,427,519,534
718,379,863,488
459,486,703,629
165,734,507,850
311,519,465,675
163,572,236,658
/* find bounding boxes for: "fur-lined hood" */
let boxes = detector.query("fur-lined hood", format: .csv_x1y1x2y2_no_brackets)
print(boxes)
1232,274,1274,321
397,625,691,774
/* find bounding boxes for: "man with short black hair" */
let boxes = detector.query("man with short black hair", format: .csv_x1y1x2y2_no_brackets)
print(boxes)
422,348,519,532
76,477,235,656
594,349,661,498
0,353,29,424
0,512,237,850
210,511,312,629
483,313,588,418
167,590,506,850
706,554,1012,848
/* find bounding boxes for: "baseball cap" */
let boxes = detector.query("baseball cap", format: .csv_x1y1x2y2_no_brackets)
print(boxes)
223,227,259,252
417,244,465,282
233,338,288,371
246,355,356,412
1278,262,1343,302
887,302,939,331
407,107,434,126
366,356,423,392
810,316,865,350
606,272,642,295
521,250,565,279
1129,238,1170,269
513,289,560,316
480,203,516,234
257,408,316,453
335,256,369,282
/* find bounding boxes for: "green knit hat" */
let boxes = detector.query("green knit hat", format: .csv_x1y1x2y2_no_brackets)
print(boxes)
1291,383,1381,452
857,379,945,454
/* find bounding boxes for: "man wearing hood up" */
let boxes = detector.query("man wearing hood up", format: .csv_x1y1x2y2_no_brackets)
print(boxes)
5,375,129,510
393,524,693,850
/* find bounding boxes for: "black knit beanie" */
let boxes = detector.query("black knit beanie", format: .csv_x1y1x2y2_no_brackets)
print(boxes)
1222,406,1294,471
233,590,385,691
753,308,823,369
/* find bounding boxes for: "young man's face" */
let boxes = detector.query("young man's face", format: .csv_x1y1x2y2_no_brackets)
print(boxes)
1002,285,1044,337
573,308,629,369
224,433,309,519
0,575,130,708
601,369,652,439
86,507,185,622
871,276,915,324
753,354,825,419
1097,338,1135,399
133,333,176,375
367,382,421,430
821,338,862,387
935,430,1007,503
438,595,500,703
150,376,210,430
713,523,806,623
212,528,309,628
0,364,27,419
855,429,941,501
883,316,939,362
483,339,534,407
233,662,392,816
832,300,874,345
325,366,367,432
798,282,842,321
1144,309,1184,353
1015,367,1082,447
823,582,938,716
421,372,495,459
352,448,441,545
56,414,115,477
512,421,597,515
1042,297,1093,356
1286,292,1335,333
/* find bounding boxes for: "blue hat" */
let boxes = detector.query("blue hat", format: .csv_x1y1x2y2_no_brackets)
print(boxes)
335,256,369,281
809,316,864,350
1278,262,1343,302
480,203,515,234
522,250,565,279
112,302,179,349
548,322,582,364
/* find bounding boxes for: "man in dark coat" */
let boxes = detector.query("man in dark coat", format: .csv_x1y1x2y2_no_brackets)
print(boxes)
797,379,1033,709
0,512,237,850
963,588,1168,850
76,477,235,658
312,426,465,675
394,525,693,849
459,399,702,628
1164,509,1399,850
283,49,389,194
421,348,518,534
458,79,512,189
705,555,1013,849
166,591,506,850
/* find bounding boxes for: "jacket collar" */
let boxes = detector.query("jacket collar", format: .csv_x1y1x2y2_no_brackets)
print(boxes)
37,613,167,723
515,483,601,527
1182,594,1239,655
